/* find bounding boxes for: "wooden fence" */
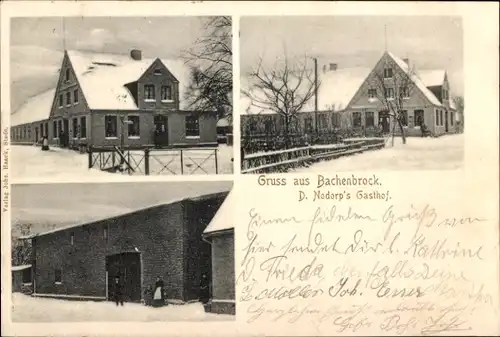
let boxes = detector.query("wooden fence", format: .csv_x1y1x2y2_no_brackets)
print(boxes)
241,138,386,174
88,146,220,175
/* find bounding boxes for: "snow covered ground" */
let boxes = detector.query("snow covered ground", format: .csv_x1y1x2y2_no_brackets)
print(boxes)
11,144,233,180
12,293,233,322
294,134,464,172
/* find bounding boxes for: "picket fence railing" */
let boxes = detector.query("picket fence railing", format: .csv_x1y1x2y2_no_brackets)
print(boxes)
241,138,385,174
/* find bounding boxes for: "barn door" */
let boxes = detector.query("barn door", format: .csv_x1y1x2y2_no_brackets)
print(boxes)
106,252,142,302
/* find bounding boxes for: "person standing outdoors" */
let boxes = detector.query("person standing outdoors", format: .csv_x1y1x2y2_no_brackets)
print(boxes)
114,275,125,307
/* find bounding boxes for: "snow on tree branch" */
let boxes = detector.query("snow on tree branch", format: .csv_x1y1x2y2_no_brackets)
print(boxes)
184,16,233,119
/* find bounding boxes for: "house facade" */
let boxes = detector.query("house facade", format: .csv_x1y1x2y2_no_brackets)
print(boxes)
203,191,235,315
11,49,218,149
241,51,459,141
21,192,228,304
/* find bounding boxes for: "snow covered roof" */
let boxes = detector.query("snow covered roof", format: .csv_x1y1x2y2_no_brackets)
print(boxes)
419,70,446,87
203,189,235,235
387,52,443,107
12,264,31,272
67,50,192,110
10,89,55,127
15,182,232,239
11,49,194,126
241,52,449,116
216,117,231,127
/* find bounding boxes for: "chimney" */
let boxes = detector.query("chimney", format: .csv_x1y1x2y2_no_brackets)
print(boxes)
329,63,338,71
322,65,327,73
403,58,410,65
130,49,142,61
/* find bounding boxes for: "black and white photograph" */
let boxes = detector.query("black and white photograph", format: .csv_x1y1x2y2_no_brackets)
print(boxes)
240,16,464,173
10,181,235,322
9,16,233,179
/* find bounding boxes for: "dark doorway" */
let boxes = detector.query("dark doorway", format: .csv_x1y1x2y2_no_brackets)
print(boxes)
445,110,449,132
378,112,391,133
154,115,169,147
35,127,39,143
106,252,142,303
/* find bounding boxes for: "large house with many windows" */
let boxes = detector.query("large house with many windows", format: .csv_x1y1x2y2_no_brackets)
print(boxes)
10,49,218,149
241,51,459,139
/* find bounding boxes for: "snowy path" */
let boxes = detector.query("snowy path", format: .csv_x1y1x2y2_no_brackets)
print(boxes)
294,134,464,172
12,293,233,322
11,145,234,181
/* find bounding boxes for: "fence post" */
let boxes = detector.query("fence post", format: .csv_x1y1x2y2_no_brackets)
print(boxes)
214,148,218,174
180,150,184,175
144,148,150,175
112,151,116,168
88,146,93,169
127,150,131,175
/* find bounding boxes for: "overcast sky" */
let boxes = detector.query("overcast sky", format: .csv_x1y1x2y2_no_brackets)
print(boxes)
12,181,233,228
241,16,464,96
10,16,209,111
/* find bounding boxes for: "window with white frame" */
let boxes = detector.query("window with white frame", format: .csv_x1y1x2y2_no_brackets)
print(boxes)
185,115,200,137
54,269,62,283
53,121,58,139
65,69,70,82
365,112,375,127
400,110,408,126
304,117,313,133
368,89,377,99
74,89,79,104
161,85,172,101
80,117,87,138
72,118,78,138
105,116,118,138
128,116,140,138
66,92,71,106
59,94,63,107
352,112,362,127
384,88,394,99
144,84,155,100
400,86,410,98
414,110,424,127
383,68,393,79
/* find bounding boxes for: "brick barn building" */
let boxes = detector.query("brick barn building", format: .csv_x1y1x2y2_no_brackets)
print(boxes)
19,191,230,305
11,49,218,149
203,190,235,315
241,51,459,140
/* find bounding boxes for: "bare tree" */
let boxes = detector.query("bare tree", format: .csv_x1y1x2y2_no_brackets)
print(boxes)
372,61,418,145
452,95,464,132
12,224,32,266
184,16,232,119
242,55,318,148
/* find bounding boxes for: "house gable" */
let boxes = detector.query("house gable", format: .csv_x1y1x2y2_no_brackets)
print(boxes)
136,58,180,111
346,52,442,111
49,51,90,119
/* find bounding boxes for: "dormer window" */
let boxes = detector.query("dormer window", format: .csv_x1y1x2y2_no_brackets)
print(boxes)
65,69,70,82
383,68,393,79
153,69,162,76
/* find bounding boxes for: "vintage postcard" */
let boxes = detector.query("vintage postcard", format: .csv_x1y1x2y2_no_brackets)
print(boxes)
1,1,499,337
7,15,233,182
240,16,464,174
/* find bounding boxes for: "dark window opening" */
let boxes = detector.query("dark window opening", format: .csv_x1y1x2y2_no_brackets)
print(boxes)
105,116,118,138
185,115,200,137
